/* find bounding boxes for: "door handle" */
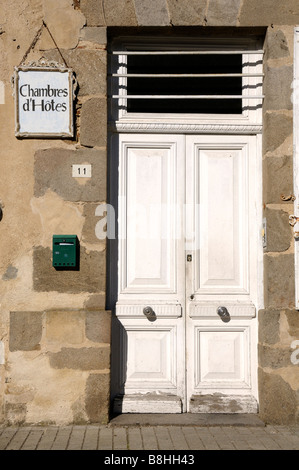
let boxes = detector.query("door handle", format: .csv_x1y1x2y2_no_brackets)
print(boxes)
143,306,155,319
217,306,230,319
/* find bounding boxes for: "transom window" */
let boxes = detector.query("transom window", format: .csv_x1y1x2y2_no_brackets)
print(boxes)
126,52,243,114
109,36,264,129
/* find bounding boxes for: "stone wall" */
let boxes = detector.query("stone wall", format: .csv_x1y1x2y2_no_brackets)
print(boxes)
1,0,299,425
260,25,299,424
80,0,299,27
7,309,110,424
0,0,110,425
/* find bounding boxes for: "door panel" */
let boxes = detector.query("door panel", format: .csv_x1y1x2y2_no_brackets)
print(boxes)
198,147,248,292
118,135,185,297
185,135,258,411
194,326,250,388
116,134,185,411
126,325,177,388
125,146,175,292
186,136,251,297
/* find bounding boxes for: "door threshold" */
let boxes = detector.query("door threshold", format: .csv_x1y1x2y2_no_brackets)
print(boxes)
113,394,183,414
109,412,265,427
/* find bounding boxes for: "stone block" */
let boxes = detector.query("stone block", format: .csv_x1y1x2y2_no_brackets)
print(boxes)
46,310,85,344
45,49,106,96
80,26,107,45
264,28,290,60
263,65,293,111
259,344,292,369
134,0,170,25
40,0,86,50
33,246,106,294
263,155,293,204
206,0,240,26
34,147,107,203
258,309,280,345
263,112,292,154
80,0,106,26
85,373,110,423
82,203,108,245
49,346,110,370
264,253,295,309
239,0,299,26
258,369,298,424
4,402,26,425
284,309,299,338
83,294,106,310
166,0,207,25
80,98,107,148
85,310,111,344
102,0,137,26
264,207,292,252
9,312,42,352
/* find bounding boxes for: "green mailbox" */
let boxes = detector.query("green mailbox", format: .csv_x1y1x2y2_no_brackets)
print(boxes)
52,235,78,268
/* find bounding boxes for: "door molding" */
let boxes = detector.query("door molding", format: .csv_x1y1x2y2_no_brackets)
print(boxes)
111,122,263,135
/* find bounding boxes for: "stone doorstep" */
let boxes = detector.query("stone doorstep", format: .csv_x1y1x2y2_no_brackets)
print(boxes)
112,393,260,420
110,411,265,427
113,394,182,414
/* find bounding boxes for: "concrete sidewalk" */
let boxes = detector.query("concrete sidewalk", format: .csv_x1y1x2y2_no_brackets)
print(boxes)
1,414,299,451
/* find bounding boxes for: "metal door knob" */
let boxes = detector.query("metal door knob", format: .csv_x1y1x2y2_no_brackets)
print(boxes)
217,306,230,318
143,306,154,318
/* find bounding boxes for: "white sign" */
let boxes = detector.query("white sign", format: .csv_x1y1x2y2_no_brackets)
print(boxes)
14,64,75,137
72,164,92,177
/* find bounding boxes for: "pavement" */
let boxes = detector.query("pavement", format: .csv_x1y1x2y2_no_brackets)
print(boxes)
1,414,299,452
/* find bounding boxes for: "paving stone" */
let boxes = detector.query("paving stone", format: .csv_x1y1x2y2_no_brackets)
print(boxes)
257,436,282,450
154,426,175,450
168,426,189,450
244,437,267,450
98,426,113,450
36,427,59,450
194,428,220,450
82,425,100,450
113,427,127,450
51,427,72,450
1,423,299,450
233,438,252,450
0,428,18,450
209,426,237,450
141,426,159,450
127,427,143,450
181,426,205,450
21,428,45,450
5,427,32,450
67,426,86,450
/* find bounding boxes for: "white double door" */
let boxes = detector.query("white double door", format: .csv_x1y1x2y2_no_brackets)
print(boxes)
115,133,260,413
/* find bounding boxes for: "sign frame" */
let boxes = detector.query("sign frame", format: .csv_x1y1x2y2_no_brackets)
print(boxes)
13,59,76,138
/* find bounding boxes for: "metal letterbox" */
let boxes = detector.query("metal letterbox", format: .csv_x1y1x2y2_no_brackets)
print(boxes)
52,235,78,268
